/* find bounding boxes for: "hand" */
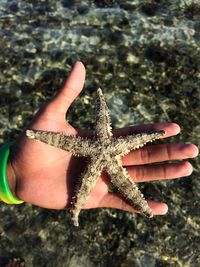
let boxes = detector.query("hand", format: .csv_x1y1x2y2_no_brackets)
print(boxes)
8,62,199,216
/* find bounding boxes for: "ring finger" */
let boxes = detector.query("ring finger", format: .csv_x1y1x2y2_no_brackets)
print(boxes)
122,143,198,166
126,161,193,182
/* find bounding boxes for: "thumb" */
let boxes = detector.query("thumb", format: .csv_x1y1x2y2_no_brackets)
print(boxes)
48,61,86,113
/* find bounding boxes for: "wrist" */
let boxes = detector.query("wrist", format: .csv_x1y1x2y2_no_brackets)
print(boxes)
0,142,24,204
6,158,18,197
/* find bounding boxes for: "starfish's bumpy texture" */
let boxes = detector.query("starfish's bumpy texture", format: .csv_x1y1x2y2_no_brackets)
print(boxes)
26,89,165,226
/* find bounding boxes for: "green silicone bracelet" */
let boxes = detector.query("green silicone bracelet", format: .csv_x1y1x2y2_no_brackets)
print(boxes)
0,142,24,204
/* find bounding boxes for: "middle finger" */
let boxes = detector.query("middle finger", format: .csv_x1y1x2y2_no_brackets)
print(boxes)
122,143,198,166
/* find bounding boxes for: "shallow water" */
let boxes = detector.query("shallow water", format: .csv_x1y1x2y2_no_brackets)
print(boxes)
0,1,200,266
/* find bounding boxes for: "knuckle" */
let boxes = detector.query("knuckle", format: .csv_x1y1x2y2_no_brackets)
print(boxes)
165,144,172,160
134,166,145,182
140,147,151,163
161,164,168,179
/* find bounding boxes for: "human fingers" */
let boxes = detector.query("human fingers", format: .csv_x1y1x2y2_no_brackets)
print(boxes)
123,143,199,166
78,122,180,139
97,193,168,215
113,122,180,139
48,61,86,114
126,161,193,182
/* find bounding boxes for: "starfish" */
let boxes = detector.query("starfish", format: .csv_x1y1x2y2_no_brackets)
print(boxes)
26,89,165,226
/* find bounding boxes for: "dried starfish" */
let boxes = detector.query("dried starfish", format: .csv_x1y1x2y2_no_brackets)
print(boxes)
26,89,165,226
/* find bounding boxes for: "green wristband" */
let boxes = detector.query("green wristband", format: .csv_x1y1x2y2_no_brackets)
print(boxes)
0,142,24,204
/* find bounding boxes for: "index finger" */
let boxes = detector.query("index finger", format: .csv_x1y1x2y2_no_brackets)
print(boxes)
78,122,180,139
113,122,180,138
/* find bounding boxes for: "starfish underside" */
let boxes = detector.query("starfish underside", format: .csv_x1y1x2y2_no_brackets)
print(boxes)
26,88,165,226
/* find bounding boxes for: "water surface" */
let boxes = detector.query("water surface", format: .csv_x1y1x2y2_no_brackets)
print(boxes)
0,1,199,266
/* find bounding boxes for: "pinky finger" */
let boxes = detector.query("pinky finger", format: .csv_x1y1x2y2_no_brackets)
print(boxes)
98,193,168,216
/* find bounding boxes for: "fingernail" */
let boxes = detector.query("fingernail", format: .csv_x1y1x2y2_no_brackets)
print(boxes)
161,203,168,215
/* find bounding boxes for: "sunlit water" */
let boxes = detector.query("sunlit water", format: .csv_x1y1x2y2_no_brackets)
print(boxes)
0,1,199,266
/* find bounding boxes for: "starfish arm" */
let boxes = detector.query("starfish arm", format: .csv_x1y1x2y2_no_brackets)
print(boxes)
26,129,93,157
105,157,153,217
112,130,165,156
95,88,112,141
71,159,104,226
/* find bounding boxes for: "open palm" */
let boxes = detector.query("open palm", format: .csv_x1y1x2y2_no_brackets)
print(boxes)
9,62,198,216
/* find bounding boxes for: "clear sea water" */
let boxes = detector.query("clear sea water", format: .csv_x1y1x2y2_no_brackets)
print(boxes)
0,1,199,266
